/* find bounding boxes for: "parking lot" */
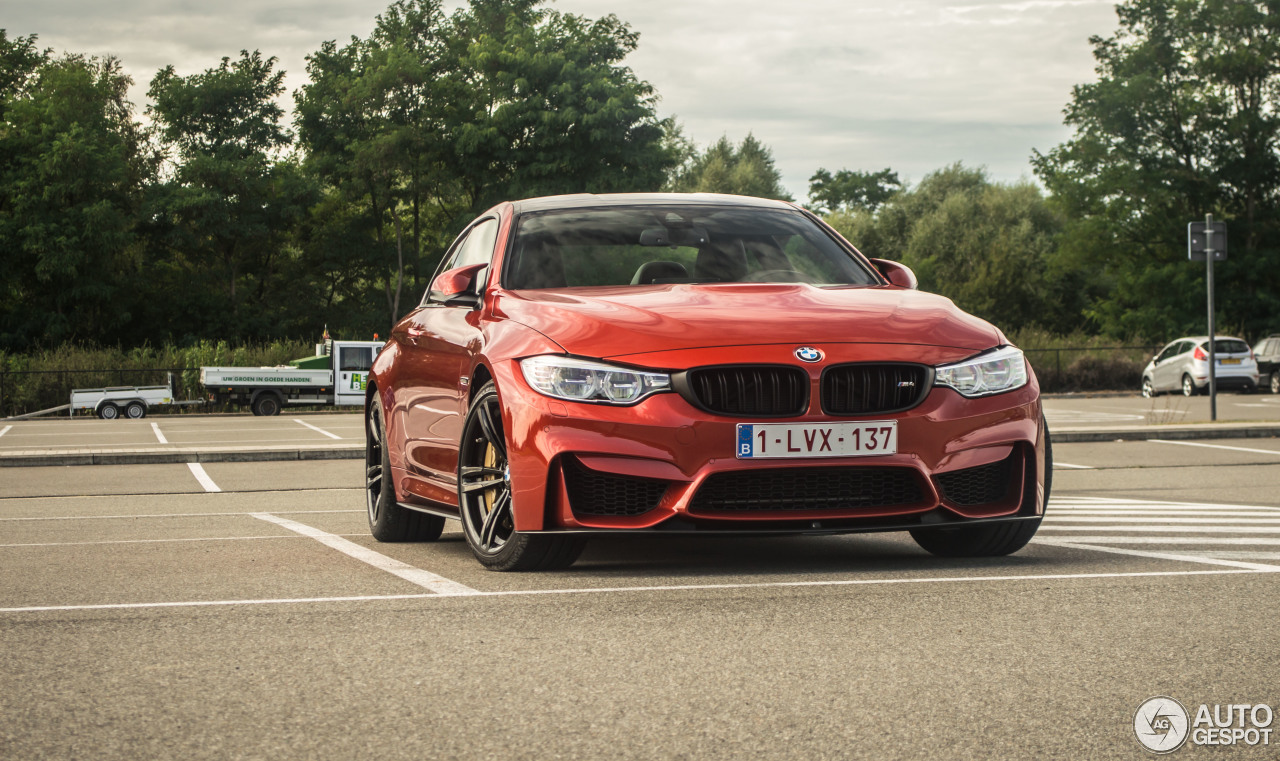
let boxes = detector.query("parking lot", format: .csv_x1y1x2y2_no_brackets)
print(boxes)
2,399,1279,758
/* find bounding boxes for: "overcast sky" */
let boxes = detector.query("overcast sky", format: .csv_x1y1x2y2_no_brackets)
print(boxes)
9,0,1121,199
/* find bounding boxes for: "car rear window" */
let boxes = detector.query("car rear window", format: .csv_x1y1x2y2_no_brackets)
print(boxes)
504,205,878,289
1204,339,1249,354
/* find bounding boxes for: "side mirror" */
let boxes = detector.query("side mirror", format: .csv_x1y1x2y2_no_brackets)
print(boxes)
869,258,918,289
430,263,488,307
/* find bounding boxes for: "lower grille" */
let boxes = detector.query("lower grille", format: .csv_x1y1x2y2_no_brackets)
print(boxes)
682,366,808,416
935,457,1012,506
822,363,930,415
690,467,923,512
563,459,668,517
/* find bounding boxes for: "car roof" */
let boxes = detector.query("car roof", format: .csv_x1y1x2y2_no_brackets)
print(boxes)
1168,336,1246,343
508,192,800,214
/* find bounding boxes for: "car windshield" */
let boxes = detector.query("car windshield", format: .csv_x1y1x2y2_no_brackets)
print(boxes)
503,205,879,289
1204,339,1249,354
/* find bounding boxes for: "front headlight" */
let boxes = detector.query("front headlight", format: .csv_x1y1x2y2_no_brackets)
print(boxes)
520,356,671,405
935,346,1028,398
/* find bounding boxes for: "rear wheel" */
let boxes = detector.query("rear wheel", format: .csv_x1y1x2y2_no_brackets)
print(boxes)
124,401,147,419
366,394,445,542
98,403,119,420
458,382,585,571
252,393,282,416
910,419,1052,558
1182,374,1197,397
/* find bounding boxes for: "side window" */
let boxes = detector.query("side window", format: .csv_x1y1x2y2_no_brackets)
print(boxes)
441,219,499,276
1157,343,1180,362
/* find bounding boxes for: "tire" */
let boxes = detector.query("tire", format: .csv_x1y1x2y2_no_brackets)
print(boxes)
1182,374,1197,397
1141,377,1156,398
252,393,282,416
458,382,585,571
98,403,120,420
1271,372,1279,395
124,401,147,419
910,418,1052,558
365,393,445,542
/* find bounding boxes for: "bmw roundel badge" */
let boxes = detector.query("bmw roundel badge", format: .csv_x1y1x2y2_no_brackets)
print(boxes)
795,346,823,363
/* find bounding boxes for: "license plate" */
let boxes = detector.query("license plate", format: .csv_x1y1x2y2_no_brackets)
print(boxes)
1220,358,1241,365
736,421,897,459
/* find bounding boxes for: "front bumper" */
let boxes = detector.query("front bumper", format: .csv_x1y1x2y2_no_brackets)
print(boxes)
492,357,1047,533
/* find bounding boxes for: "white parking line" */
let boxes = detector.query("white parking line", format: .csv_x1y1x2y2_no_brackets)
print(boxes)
0,509,360,521
0,425,11,438
1054,462,1094,469
187,463,221,492
0,568,1268,614
151,423,168,444
1034,538,1280,571
1150,439,1280,456
294,419,341,440
251,513,478,596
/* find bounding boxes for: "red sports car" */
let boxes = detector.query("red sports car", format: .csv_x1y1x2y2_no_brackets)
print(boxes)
366,193,1050,570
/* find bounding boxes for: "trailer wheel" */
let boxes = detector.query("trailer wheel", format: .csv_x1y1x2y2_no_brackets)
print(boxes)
252,393,282,417
98,403,120,420
124,401,147,419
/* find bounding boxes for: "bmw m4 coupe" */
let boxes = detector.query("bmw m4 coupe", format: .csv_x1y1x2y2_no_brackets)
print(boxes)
365,193,1051,570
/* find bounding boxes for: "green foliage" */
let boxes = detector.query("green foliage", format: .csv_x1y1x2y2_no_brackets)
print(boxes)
1033,0,1280,340
808,167,900,213
0,38,154,351
826,164,1081,334
667,133,792,200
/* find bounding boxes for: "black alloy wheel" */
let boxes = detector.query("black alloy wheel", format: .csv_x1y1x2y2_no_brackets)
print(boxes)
458,382,584,571
365,394,444,542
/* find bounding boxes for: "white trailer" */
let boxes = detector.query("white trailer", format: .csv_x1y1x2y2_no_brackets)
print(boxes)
71,381,174,419
200,340,382,416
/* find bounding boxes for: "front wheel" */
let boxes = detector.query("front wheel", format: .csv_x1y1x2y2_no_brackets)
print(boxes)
1141,377,1156,398
124,401,147,419
911,418,1052,557
98,403,120,420
458,382,585,571
1182,374,1197,397
365,394,444,542
1270,372,1279,395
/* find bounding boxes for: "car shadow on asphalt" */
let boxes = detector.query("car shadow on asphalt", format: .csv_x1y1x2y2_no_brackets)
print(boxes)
561,532,1067,580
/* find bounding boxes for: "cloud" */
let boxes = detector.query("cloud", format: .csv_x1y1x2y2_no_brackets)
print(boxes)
8,0,1120,199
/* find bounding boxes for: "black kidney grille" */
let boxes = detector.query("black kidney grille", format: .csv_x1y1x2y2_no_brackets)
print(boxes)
935,457,1012,506
685,366,808,416
822,364,929,415
690,467,923,513
563,459,668,517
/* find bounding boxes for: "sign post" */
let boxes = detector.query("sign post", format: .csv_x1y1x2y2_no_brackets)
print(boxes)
1188,215,1227,421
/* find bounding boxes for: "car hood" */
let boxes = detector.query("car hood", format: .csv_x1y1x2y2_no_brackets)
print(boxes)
496,284,1003,360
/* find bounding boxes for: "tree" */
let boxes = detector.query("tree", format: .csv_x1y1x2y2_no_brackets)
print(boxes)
297,0,678,328
825,164,1080,333
807,167,900,213
668,133,792,200
147,50,316,340
0,37,154,351
1033,0,1280,340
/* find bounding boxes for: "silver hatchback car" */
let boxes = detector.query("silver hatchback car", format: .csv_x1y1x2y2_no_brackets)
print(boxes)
1142,336,1259,397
